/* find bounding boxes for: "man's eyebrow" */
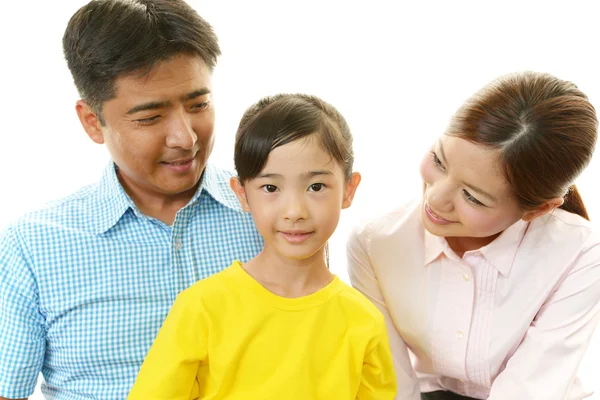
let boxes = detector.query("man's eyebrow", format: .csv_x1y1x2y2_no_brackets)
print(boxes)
182,88,211,101
125,88,211,115
125,101,171,115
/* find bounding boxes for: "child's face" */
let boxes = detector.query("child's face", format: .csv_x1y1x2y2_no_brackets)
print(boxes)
232,136,360,263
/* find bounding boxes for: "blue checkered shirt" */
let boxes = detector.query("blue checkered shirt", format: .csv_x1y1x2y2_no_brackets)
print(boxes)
0,163,263,399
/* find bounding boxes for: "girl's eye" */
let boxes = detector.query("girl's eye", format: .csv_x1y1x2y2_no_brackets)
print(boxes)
463,189,484,206
309,183,325,192
262,185,278,193
431,151,445,170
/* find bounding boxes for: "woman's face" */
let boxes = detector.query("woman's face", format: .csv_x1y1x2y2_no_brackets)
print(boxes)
419,135,525,251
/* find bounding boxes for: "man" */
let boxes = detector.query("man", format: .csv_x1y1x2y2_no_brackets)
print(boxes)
0,1,262,399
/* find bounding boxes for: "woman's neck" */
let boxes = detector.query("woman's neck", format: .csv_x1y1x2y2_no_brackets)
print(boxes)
445,232,502,257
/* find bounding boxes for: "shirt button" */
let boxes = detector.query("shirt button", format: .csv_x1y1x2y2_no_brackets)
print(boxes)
174,240,183,250
462,273,470,281
456,330,464,339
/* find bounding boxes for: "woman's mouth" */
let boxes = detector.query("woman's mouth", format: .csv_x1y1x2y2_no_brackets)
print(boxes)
424,203,453,225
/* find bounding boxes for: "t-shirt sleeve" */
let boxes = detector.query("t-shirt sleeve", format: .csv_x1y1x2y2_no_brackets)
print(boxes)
0,225,45,398
127,286,209,400
356,313,398,400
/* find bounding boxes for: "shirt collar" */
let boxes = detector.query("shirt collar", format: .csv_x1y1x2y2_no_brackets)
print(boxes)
191,164,245,213
91,163,244,235
91,163,138,235
424,228,447,265
423,217,529,277
478,219,529,276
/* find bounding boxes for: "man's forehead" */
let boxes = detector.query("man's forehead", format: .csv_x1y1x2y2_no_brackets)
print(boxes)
111,54,212,98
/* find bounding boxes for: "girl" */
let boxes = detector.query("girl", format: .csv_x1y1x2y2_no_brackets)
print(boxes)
128,94,397,399
347,71,600,400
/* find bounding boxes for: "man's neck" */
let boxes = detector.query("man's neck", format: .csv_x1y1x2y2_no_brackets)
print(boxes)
135,198,192,226
117,173,200,225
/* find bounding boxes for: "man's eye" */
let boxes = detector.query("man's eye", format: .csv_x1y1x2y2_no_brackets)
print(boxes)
192,101,210,110
135,116,160,125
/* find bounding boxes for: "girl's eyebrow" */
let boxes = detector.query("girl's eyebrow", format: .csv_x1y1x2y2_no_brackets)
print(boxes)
303,170,334,178
257,170,334,179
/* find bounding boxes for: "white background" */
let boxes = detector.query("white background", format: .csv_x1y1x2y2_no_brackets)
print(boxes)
1,1,599,398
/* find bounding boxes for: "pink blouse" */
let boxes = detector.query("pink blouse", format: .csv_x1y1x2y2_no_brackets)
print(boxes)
347,201,600,400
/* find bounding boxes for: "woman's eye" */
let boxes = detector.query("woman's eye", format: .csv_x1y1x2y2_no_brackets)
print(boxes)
463,189,483,206
309,183,325,192
431,151,445,170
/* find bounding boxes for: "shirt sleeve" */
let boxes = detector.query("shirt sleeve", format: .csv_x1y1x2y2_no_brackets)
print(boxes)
357,313,398,400
488,240,600,400
0,225,45,399
347,224,421,400
127,287,208,400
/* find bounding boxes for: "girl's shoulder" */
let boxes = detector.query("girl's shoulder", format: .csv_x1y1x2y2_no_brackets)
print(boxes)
334,281,386,324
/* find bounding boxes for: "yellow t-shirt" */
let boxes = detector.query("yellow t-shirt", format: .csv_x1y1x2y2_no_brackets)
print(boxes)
127,261,397,400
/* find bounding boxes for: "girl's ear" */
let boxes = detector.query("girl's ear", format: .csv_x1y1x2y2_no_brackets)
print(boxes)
342,172,361,209
230,177,251,212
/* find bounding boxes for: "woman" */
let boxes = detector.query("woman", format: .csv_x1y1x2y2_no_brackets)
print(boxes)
348,71,600,400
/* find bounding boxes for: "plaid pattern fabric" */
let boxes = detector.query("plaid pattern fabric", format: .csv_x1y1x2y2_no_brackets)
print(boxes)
0,163,263,399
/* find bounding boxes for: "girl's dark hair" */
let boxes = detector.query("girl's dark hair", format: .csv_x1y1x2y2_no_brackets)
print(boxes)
447,71,598,220
63,0,220,124
234,93,354,182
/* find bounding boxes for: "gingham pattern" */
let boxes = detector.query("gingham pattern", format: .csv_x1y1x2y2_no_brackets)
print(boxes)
0,163,263,400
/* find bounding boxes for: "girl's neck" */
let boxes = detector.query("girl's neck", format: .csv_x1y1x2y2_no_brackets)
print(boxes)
242,247,334,298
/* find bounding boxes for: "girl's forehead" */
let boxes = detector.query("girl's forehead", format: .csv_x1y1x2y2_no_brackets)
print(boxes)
259,139,343,175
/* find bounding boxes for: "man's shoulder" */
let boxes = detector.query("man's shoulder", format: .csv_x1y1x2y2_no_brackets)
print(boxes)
201,164,244,213
9,182,102,237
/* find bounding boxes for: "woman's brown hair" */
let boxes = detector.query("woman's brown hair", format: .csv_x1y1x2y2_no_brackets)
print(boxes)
446,71,598,220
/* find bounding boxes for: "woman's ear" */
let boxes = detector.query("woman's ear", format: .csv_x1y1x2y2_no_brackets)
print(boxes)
522,197,564,222
230,177,251,212
342,172,362,209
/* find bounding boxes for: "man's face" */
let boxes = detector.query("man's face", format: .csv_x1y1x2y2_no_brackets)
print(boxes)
82,53,215,201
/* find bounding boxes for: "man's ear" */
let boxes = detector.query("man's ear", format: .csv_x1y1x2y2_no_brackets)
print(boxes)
522,197,564,222
76,100,105,144
230,177,251,212
342,172,362,209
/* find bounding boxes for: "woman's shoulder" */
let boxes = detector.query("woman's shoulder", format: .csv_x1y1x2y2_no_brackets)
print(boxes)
520,209,600,273
351,199,422,242
531,208,597,246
